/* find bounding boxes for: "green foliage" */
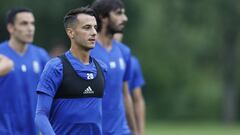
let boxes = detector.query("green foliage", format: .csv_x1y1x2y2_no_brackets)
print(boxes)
124,0,240,121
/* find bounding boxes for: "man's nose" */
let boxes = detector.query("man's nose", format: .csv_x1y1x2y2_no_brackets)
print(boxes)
28,23,35,32
91,27,97,36
123,14,128,22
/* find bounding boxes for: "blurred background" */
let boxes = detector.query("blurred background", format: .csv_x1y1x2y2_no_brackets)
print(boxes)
1,0,240,134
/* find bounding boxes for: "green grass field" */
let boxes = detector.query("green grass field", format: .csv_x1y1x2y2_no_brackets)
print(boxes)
146,122,240,135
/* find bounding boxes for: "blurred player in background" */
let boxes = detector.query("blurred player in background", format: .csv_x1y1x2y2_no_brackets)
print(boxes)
114,33,146,135
91,0,137,134
128,56,145,135
0,8,49,135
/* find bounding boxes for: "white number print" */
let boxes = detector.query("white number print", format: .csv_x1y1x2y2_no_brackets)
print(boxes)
87,73,94,80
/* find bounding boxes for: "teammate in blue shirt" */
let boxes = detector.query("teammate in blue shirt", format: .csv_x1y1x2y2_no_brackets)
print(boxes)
0,8,49,135
128,56,146,135
114,33,146,135
128,57,145,93
91,0,137,134
35,7,107,135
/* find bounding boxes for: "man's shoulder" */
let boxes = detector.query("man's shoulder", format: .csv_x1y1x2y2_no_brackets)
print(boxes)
29,43,50,60
44,57,62,71
0,41,8,50
131,56,143,75
131,56,140,65
91,42,102,53
29,43,47,52
113,40,131,62
93,57,108,72
0,42,11,56
114,40,130,53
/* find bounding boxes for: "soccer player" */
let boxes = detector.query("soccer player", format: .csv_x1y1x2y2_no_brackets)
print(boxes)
128,56,146,135
114,33,146,135
0,54,14,76
91,0,137,134
35,7,107,135
0,8,49,135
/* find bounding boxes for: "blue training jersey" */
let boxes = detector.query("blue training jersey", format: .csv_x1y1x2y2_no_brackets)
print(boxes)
129,56,145,92
36,51,107,135
0,41,49,135
90,40,132,135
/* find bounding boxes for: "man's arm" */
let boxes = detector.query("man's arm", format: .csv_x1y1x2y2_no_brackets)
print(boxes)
0,54,14,76
132,87,145,135
35,93,56,135
123,81,138,135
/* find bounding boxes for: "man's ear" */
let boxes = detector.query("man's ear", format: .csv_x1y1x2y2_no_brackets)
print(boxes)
7,23,14,34
66,28,74,39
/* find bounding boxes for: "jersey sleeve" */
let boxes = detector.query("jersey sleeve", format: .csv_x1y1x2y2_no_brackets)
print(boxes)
35,93,56,135
129,57,145,91
36,57,63,97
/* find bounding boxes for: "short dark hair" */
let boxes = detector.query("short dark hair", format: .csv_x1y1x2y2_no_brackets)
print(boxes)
6,8,32,24
91,0,125,32
63,6,97,29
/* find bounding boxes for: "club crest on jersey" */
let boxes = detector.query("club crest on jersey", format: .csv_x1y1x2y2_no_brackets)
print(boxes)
33,61,40,73
119,58,125,70
109,61,116,69
21,64,27,72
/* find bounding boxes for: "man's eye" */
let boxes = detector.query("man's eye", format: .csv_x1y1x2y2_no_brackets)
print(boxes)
83,26,91,29
20,21,28,25
116,11,122,15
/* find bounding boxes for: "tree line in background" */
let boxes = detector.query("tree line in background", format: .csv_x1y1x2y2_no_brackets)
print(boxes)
0,0,239,124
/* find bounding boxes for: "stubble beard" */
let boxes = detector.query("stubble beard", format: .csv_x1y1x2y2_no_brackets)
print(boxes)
107,23,124,35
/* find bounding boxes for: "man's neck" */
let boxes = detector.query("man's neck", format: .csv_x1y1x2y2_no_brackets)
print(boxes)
97,30,113,51
9,38,28,55
70,44,90,65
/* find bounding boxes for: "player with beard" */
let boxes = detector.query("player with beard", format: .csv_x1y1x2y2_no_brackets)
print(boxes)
114,33,146,135
91,0,137,135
